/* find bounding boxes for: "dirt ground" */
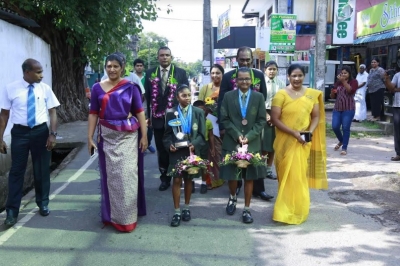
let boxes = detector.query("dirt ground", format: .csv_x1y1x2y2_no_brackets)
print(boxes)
326,134,400,232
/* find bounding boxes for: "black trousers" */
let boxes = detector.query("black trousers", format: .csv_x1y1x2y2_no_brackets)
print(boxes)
393,107,400,156
6,123,51,214
369,88,385,119
153,127,170,183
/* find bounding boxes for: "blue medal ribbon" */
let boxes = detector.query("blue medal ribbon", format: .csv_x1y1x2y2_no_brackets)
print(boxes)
177,105,192,134
238,90,251,119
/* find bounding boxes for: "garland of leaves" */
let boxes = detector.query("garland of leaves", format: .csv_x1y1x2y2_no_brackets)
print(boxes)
230,68,261,91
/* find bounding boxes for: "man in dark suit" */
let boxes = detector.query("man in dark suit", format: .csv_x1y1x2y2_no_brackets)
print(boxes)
145,47,189,191
217,46,273,201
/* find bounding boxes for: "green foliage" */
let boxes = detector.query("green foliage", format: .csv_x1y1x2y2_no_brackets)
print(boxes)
174,60,203,79
2,0,160,63
136,32,169,69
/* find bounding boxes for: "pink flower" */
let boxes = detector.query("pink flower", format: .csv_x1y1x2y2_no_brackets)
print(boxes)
154,77,160,82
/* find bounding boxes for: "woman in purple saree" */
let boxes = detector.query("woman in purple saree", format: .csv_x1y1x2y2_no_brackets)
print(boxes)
88,54,148,232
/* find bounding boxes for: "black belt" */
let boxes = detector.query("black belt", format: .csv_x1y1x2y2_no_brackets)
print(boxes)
14,122,46,129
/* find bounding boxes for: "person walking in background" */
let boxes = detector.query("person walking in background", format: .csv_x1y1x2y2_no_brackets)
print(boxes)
88,54,148,232
262,60,285,184
145,47,189,191
134,58,156,153
330,66,358,155
384,71,400,162
163,85,206,227
271,64,327,225
217,47,271,199
367,58,386,121
0,59,60,227
354,64,368,122
220,67,267,224
198,64,224,101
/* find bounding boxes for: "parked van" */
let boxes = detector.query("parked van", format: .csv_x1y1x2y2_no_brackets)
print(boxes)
290,60,357,101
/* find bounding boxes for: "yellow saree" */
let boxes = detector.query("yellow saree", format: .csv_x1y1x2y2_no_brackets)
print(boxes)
272,88,327,225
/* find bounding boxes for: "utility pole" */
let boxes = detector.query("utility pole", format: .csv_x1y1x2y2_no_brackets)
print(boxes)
277,0,288,77
315,0,327,92
203,0,212,84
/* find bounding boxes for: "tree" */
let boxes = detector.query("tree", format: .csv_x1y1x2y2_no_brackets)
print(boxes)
1,0,159,122
136,32,169,69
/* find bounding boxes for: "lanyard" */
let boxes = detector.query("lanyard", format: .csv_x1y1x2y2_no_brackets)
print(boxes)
177,105,192,134
238,90,251,119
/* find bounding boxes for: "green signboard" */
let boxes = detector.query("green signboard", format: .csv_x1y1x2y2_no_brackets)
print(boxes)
269,14,297,54
357,0,400,37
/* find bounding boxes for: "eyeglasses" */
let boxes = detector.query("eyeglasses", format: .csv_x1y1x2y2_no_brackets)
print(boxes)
237,78,251,82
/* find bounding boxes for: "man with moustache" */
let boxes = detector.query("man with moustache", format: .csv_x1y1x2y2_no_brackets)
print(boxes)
0,59,60,226
217,46,273,201
145,47,188,191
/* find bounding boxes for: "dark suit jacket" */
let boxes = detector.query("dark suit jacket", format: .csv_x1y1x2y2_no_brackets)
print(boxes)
217,68,267,130
145,65,188,129
163,106,206,164
220,90,266,153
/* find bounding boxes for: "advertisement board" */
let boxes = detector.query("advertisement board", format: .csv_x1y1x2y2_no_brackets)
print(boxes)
357,0,400,37
269,14,297,54
217,9,230,42
332,0,356,44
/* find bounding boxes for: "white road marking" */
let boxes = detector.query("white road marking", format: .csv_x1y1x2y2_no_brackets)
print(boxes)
0,154,98,246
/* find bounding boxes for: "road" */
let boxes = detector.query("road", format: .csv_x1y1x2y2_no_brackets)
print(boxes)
0,121,399,266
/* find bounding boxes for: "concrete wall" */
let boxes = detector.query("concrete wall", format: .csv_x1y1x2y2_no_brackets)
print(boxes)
0,19,52,210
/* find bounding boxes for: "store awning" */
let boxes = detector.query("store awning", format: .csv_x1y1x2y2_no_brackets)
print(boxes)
354,30,400,44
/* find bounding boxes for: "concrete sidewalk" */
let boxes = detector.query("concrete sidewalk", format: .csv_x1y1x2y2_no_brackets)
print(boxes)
0,119,399,266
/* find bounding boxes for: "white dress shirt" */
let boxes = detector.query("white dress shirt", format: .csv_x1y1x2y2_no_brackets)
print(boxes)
1,79,60,126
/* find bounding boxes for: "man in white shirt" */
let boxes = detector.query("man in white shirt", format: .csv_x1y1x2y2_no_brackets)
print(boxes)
354,64,369,122
0,59,60,227
384,71,400,161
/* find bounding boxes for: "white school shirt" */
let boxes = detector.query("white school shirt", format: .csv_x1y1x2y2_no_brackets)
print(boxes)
1,79,60,126
390,73,400,107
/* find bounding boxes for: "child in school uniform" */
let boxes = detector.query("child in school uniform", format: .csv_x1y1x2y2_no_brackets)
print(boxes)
219,67,267,224
163,84,206,227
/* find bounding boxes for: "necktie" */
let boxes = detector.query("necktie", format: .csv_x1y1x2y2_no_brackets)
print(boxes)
183,108,187,118
161,68,168,92
241,93,246,106
27,84,36,128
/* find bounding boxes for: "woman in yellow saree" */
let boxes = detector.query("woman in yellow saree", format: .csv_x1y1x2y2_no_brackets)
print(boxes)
271,64,328,225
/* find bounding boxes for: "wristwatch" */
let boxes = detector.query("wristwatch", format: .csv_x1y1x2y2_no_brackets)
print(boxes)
50,131,58,137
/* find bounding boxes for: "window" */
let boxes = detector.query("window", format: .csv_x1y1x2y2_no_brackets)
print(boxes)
260,14,265,28
295,23,333,35
287,0,293,14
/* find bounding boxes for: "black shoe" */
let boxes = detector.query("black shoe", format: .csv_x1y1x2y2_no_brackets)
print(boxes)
226,196,237,215
200,184,207,194
182,209,191,221
4,210,18,227
192,181,195,193
39,206,50,216
266,171,277,180
170,213,181,227
253,192,274,201
236,180,242,195
159,181,170,191
242,210,254,224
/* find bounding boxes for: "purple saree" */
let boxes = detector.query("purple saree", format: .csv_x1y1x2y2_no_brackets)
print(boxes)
90,80,146,232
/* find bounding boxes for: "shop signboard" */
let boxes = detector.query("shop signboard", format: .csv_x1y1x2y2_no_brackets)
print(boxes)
332,0,357,44
269,14,297,54
357,0,400,37
217,9,230,42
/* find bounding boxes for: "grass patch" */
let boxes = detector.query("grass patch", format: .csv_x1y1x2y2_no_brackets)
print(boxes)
359,121,381,129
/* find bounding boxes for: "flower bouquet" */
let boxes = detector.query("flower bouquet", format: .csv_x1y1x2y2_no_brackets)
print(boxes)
219,145,266,169
205,96,218,117
168,153,213,177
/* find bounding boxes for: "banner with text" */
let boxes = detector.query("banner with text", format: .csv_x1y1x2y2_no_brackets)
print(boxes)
332,0,356,44
357,0,400,37
269,14,297,54
217,9,230,42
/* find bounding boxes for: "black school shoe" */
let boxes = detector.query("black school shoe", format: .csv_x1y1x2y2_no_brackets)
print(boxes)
226,196,237,215
242,210,254,224
182,209,191,221
170,213,181,227
200,184,207,194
